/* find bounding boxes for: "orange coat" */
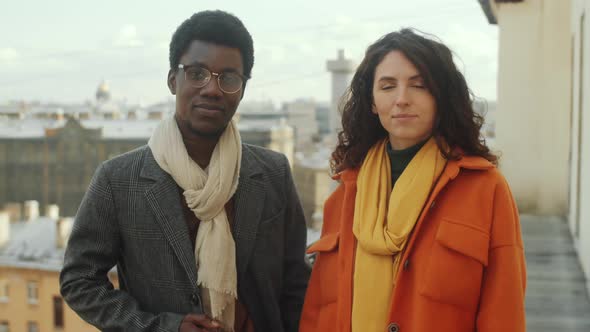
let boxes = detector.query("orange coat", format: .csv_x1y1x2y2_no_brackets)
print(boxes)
300,155,526,332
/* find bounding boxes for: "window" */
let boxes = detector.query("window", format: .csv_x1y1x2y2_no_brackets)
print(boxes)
53,296,64,328
0,321,9,332
0,280,8,302
27,322,38,332
27,282,38,304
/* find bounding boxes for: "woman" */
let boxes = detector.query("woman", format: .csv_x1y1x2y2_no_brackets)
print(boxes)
299,29,526,332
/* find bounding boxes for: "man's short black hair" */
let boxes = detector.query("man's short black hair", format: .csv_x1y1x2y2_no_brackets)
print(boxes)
169,10,254,78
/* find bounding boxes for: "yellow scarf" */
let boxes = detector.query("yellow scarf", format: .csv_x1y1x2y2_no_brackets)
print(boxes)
351,137,446,332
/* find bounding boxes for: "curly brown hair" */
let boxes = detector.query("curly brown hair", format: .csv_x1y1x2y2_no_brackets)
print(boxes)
331,28,497,174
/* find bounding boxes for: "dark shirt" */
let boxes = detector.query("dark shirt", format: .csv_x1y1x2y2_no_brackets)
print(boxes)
386,139,428,187
178,186,255,332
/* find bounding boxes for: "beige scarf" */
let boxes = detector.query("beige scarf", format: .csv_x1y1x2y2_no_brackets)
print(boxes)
351,137,446,332
148,116,241,331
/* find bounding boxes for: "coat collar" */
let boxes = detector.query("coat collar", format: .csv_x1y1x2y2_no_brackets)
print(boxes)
442,155,495,180
334,154,495,184
139,144,267,283
140,147,199,287
139,146,167,181
232,144,266,281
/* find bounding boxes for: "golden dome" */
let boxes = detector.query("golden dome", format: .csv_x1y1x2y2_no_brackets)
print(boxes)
96,80,111,101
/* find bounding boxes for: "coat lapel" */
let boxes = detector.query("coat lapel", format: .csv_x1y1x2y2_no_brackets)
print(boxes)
140,148,198,287
233,145,266,281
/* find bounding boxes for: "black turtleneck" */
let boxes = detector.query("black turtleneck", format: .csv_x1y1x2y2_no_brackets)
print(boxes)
386,139,428,187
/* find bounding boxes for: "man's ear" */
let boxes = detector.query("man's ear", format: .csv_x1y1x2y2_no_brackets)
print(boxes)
240,82,247,100
167,69,177,95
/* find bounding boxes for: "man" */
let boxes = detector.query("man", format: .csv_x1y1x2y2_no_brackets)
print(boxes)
60,10,310,332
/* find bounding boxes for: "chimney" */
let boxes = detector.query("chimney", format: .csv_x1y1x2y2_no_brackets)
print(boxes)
44,204,59,219
23,200,39,221
56,217,74,249
3,202,22,222
0,212,9,247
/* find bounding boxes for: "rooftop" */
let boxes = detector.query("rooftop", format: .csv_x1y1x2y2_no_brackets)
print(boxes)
0,217,64,272
0,117,290,140
0,215,322,272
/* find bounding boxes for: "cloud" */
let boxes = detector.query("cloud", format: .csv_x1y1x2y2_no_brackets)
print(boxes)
114,24,143,47
258,45,288,64
432,23,498,99
328,15,355,34
157,41,169,51
0,48,19,65
440,23,497,59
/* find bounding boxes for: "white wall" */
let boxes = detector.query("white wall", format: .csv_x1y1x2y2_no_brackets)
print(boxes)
570,0,590,284
495,0,572,214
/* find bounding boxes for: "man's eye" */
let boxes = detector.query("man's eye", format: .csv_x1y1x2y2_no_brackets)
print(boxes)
188,69,208,80
221,73,241,85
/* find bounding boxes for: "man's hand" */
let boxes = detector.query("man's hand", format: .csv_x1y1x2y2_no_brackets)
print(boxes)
179,314,222,332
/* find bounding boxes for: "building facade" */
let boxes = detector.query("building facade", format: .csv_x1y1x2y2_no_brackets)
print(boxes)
0,115,294,217
0,118,151,216
282,100,319,151
480,0,590,291
0,211,118,332
292,148,332,230
479,0,573,214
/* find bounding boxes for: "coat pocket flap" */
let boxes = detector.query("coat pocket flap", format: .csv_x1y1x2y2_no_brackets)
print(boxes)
306,232,340,254
436,219,490,266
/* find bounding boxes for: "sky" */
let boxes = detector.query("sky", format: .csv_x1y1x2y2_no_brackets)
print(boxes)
0,0,498,106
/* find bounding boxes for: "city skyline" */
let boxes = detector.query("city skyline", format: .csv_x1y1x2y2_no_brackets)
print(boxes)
0,0,498,105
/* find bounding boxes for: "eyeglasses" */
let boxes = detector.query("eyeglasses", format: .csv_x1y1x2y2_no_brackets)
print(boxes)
178,64,247,94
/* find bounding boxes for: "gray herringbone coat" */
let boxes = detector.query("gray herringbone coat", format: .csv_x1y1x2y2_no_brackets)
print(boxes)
60,144,310,332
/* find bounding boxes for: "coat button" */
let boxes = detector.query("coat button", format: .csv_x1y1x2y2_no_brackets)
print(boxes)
387,322,400,332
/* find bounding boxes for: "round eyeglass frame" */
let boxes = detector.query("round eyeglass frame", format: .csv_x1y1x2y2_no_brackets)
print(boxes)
178,64,248,94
